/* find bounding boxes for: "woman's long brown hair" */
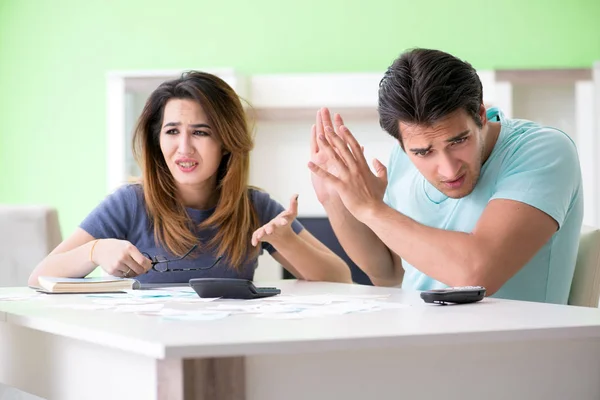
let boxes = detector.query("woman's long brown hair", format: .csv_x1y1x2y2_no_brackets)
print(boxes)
132,71,259,268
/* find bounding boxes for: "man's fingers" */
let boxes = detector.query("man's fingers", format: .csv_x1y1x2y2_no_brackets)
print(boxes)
373,158,388,183
333,113,345,133
339,125,368,167
324,126,358,172
308,161,341,184
310,124,318,155
316,109,325,139
320,108,334,135
317,132,348,175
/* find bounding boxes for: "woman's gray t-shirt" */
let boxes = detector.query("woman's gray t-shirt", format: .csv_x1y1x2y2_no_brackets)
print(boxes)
80,184,303,284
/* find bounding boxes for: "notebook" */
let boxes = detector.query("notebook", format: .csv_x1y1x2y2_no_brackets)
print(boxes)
35,276,139,294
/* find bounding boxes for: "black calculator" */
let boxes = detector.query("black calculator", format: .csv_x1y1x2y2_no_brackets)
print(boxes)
420,286,486,305
189,278,281,300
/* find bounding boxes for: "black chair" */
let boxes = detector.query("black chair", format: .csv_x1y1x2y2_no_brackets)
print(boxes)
283,217,373,285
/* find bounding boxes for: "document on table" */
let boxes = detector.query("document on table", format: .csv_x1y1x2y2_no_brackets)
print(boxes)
40,291,409,320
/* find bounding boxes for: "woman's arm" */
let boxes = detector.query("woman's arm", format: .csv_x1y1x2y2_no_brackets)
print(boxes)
28,228,151,286
270,229,352,283
251,194,352,283
29,228,100,286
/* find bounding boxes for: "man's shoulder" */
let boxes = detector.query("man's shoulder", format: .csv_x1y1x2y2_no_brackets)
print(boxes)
501,118,577,155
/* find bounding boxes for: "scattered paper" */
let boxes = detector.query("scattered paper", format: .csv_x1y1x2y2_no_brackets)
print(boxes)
4,289,407,321
206,295,408,319
166,297,220,303
92,298,159,306
152,287,197,294
138,308,188,317
161,311,230,321
256,313,305,320
126,289,197,298
114,303,165,313
87,289,218,306
0,293,42,301
50,304,114,311
256,294,391,305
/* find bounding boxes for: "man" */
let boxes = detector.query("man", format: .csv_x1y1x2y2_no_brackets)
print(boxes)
308,48,583,304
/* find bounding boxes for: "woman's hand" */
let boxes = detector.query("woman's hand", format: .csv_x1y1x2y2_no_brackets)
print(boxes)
92,239,152,278
252,194,299,247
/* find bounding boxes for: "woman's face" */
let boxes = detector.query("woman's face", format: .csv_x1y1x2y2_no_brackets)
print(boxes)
159,98,223,192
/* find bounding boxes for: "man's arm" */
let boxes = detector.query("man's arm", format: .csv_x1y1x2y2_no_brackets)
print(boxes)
361,199,557,294
324,198,404,286
310,108,403,286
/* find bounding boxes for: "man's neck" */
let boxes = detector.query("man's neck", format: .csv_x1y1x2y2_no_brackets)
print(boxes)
482,121,501,164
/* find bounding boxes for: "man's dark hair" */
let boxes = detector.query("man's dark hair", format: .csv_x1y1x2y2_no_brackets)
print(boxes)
378,48,483,148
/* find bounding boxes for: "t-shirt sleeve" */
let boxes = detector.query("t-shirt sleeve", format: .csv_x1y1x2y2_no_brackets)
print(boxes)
491,128,581,228
79,184,140,240
251,189,304,254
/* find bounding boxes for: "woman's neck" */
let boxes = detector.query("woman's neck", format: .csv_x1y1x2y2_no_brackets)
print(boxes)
176,178,219,210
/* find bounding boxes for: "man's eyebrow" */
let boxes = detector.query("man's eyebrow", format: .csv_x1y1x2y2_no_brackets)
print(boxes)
446,130,470,142
408,144,432,153
408,130,470,152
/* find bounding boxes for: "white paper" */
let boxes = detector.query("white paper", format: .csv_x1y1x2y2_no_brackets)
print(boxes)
161,311,230,321
137,308,187,317
114,304,165,313
255,313,305,319
166,297,220,303
256,294,391,305
250,295,408,319
125,289,197,298
50,303,114,311
0,293,42,301
152,287,197,294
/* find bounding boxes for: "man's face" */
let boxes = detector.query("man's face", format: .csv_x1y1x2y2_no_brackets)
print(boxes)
399,107,487,199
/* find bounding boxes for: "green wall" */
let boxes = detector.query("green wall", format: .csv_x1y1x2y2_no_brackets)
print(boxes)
1,0,599,238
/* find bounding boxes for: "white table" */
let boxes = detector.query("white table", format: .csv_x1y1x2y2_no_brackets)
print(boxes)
1,280,600,400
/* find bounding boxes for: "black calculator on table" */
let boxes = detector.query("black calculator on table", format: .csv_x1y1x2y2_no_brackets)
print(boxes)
420,286,486,305
189,278,281,299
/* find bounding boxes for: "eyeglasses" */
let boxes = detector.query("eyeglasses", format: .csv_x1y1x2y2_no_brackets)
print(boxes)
142,244,223,273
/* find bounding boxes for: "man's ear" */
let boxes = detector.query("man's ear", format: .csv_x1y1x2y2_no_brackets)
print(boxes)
479,103,487,125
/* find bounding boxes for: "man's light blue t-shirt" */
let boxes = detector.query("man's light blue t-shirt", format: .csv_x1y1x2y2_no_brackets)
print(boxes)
384,108,584,304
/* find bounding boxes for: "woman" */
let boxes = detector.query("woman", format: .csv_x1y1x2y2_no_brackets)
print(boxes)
29,71,351,286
